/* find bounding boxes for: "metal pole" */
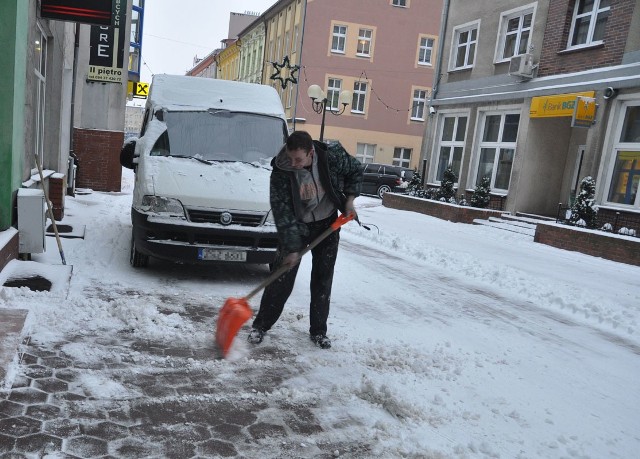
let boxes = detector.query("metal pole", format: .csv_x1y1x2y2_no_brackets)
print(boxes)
319,99,327,142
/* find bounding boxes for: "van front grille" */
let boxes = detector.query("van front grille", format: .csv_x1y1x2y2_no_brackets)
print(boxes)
187,209,265,227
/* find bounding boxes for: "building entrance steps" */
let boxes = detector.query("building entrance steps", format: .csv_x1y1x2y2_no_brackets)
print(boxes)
472,213,543,237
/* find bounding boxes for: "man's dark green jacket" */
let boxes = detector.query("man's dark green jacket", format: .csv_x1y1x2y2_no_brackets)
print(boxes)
269,140,363,253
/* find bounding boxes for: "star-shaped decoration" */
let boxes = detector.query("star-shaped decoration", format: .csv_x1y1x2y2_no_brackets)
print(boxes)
269,55,300,89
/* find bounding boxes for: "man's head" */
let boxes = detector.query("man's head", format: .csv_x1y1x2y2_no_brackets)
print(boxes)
285,131,314,169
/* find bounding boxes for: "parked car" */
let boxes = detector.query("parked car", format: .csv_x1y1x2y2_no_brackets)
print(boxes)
361,163,414,198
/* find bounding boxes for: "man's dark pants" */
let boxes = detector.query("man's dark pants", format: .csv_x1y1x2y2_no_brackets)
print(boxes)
252,215,340,337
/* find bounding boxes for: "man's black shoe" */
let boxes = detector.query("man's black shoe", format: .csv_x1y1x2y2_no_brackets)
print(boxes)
310,334,331,349
248,328,265,344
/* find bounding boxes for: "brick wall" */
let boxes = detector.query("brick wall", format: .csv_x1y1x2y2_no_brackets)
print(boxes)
48,176,66,221
534,222,640,266
0,229,18,273
538,0,635,76
73,128,123,192
383,193,504,224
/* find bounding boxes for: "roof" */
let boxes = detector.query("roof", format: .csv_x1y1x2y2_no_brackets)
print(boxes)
147,74,285,117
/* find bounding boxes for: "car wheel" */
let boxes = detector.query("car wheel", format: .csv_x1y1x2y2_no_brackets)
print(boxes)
130,233,149,268
377,184,391,199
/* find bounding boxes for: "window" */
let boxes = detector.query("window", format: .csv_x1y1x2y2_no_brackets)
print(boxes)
418,37,434,65
496,6,534,62
352,81,367,113
411,89,427,121
392,0,407,6
327,78,343,111
607,104,640,207
451,22,479,70
34,24,47,166
357,143,376,163
436,115,467,183
568,0,610,48
475,113,520,191
393,147,412,167
357,29,372,56
332,25,347,53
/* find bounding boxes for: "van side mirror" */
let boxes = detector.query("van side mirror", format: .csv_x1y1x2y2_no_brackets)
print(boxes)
120,139,138,170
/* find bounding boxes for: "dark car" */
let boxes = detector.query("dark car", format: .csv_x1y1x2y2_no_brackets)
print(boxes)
361,163,414,198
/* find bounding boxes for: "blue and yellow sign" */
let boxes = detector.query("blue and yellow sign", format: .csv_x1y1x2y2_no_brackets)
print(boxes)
530,91,595,118
572,96,597,128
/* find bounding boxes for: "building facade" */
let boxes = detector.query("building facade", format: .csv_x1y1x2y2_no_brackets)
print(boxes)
421,0,640,224
1,0,136,269
233,0,443,170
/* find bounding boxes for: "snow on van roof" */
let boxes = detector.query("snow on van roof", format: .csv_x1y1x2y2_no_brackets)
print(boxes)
148,74,286,117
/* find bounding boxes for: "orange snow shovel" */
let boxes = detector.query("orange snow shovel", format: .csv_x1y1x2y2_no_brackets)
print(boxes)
215,212,355,357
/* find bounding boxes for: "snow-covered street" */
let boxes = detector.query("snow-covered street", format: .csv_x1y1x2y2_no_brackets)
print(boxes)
0,168,638,458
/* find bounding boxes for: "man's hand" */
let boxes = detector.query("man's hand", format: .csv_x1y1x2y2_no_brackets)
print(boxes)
344,196,358,221
282,252,301,268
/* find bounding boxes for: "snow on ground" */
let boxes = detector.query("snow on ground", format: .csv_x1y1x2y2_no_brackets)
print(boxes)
0,167,639,458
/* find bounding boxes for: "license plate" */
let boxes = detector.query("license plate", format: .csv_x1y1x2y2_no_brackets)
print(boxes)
198,249,247,262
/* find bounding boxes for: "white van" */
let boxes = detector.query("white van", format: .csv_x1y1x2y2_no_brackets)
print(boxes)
120,74,288,267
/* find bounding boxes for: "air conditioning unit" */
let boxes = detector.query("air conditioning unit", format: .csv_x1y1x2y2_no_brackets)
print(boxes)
509,53,534,78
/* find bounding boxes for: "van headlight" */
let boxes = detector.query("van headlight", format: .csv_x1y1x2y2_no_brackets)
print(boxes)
141,196,185,216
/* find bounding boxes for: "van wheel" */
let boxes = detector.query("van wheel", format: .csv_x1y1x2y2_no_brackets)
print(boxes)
377,184,391,199
130,235,149,268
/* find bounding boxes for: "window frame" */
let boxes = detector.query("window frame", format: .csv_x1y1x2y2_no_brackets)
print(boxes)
567,0,610,50
351,81,367,114
356,143,376,163
450,20,480,71
357,28,373,57
418,36,435,66
391,0,407,7
473,111,521,192
411,89,427,121
494,3,536,63
393,147,412,168
434,114,468,185
331,24,347,54
604,101,640,209
327,78,343,111
34,23,48,167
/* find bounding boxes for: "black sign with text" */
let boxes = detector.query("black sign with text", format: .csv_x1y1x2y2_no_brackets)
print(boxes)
40,0,114,26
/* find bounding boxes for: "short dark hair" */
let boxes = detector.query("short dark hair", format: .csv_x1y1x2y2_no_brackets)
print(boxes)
286,130,313,152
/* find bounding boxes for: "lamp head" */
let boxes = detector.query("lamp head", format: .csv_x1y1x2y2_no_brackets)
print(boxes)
307,84,325,101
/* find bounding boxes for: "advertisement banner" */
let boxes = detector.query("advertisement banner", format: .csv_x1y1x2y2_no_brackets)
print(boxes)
88,0,127,83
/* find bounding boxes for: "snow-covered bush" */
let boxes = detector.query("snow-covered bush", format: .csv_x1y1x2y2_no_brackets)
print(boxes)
601,223,613,232
569,176,598,229
406,170,424,196
470,177,491,208
437,167,457,202
618,227,637,237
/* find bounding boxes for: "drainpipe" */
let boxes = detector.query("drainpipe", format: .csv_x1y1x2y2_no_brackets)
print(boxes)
430,0,450,105
292,0,308,132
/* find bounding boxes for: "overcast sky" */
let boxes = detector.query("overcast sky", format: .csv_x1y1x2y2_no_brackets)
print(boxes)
139,0,277,84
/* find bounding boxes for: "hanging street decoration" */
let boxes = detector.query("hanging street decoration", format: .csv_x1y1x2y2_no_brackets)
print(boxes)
269,55,300,89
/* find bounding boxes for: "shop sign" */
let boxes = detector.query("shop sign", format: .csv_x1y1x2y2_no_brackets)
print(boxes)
530,91,596,118
40,0,113,26
87,0,127,83
127,81,149,99
572,97,597,128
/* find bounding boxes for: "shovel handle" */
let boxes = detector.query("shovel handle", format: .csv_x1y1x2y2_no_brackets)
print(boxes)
244,212,354,301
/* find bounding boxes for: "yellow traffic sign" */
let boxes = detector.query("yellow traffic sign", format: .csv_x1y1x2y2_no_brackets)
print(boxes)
133,82,149,98
128,81,149,99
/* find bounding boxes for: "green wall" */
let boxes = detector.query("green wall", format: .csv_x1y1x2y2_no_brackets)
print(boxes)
0,0,27,230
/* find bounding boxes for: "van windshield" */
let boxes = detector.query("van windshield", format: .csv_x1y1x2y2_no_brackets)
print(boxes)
153,110,287,164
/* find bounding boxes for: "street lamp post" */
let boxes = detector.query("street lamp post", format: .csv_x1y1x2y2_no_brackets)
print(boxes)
307,84,351,142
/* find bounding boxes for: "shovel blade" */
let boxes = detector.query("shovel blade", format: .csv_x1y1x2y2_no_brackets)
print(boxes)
216,297,253,357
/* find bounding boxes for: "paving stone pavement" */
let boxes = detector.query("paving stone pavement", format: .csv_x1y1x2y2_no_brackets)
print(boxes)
0,288,373,458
